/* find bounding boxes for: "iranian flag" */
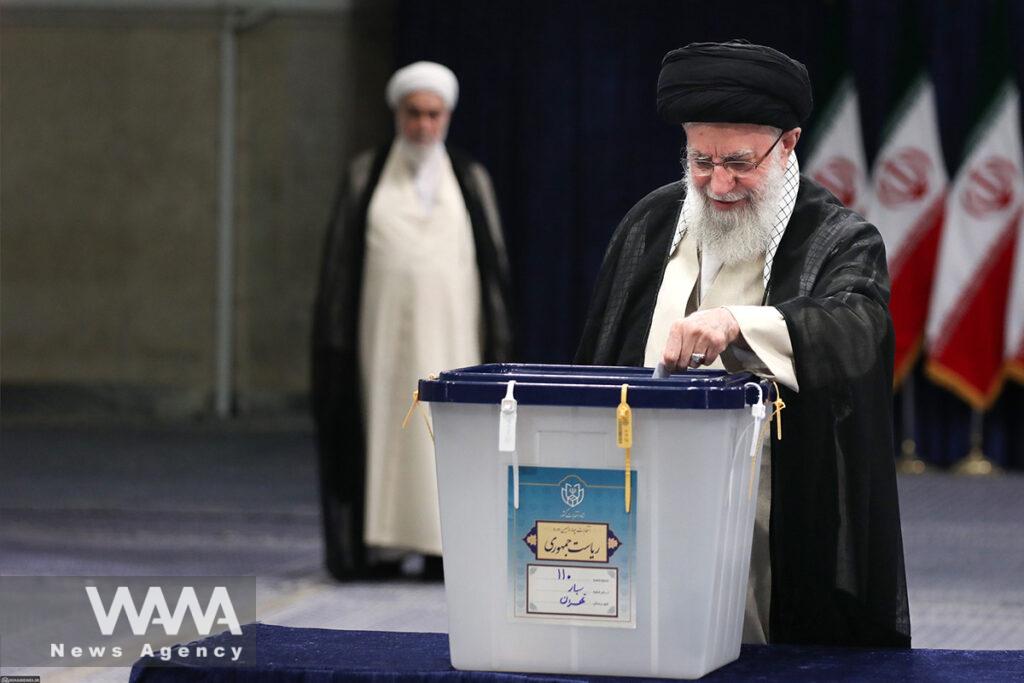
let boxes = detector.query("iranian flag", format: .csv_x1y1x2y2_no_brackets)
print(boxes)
804,77,870,215
865,77,948,385
926,81,1023,409
1006,215,1024,383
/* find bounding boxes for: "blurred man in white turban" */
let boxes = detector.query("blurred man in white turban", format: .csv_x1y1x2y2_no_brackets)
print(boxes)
312,62,513,580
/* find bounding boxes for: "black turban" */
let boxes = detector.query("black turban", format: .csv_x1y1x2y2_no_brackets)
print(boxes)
656,40,812,130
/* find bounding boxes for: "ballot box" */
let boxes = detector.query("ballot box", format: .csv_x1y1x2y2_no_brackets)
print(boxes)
418,364,774,680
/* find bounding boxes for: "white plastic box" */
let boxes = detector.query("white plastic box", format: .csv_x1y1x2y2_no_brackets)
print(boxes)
419,364,770,680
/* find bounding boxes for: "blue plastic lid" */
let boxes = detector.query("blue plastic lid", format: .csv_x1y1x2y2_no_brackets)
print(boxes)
418,363,775,410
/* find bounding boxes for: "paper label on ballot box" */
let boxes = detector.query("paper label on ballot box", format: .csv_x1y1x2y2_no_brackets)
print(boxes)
507,466,636,627
526,564,618,617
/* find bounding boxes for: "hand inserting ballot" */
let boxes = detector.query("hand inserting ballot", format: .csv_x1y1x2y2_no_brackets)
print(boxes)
660,307,741,372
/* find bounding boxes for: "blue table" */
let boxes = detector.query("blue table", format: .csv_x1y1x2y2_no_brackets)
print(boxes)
129,623,1024,682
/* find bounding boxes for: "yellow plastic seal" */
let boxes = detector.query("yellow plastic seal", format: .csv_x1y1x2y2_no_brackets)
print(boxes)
616,384,633,448
401,387,434,443
771,380,786,441
401,389,420,430
617,384,633,513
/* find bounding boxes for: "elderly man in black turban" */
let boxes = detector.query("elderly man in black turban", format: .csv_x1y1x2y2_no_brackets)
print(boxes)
576,41,911,648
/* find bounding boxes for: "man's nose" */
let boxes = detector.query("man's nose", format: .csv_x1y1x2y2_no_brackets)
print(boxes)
709,165,736,195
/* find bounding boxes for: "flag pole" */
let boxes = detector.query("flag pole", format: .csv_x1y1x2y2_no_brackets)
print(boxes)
896,375,928,474
952,408,1001,476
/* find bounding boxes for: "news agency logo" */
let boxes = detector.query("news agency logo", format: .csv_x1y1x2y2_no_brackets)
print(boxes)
85,585,243,636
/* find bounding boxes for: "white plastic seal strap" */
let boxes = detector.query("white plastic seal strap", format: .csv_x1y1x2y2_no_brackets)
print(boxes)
499,380,520,509
744,381,768,500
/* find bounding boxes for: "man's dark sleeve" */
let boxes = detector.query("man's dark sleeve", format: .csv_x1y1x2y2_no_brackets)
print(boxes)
775,220,891,391
574,217,633,364
769,215,910,647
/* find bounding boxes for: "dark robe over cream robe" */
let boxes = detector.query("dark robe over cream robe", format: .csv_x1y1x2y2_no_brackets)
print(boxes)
576,175,911,647
312,142,513,579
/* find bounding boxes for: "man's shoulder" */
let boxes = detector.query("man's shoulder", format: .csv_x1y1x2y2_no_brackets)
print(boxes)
634,180,685,210
794,174,881,245
445,145,492,181
445,144,480,167
350,148,378,170
347,147,389,194
796,174,872,229
598,181,683,256
622,180,685,225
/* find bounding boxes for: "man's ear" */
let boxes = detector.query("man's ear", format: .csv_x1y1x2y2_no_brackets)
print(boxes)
782,127,802,153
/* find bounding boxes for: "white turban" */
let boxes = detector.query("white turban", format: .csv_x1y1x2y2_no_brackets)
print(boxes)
385,61,459,111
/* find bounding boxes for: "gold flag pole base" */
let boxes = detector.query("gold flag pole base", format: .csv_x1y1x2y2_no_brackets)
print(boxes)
951,447,1002,477
896,438,928,475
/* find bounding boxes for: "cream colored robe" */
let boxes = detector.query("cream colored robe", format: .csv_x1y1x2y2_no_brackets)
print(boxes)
643,230,799,645
358,144,482,555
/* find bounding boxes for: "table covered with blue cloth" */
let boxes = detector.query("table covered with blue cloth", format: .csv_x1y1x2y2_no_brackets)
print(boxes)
129,623,1024,682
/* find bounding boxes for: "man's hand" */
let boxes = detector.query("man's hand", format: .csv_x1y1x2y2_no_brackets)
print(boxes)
661,307,741,372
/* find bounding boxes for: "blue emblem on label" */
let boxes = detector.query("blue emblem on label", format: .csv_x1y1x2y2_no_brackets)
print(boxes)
561,477,585,508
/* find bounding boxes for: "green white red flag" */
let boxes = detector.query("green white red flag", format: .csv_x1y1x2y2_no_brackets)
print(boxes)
804,77,871,215
865,77,948,385
1005,215,1024,384
926,82,1022,408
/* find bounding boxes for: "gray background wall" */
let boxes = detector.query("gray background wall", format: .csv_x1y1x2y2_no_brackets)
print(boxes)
1,3,395,418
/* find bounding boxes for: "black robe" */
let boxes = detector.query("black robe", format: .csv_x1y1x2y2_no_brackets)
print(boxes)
311,142,513,579
576,176,911,647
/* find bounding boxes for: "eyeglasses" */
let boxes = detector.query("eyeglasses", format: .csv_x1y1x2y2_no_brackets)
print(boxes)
685,130,785,178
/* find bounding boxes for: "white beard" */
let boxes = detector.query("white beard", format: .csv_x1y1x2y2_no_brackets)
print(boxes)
394,137,445,211
684,156,787,265
395,136,443,171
